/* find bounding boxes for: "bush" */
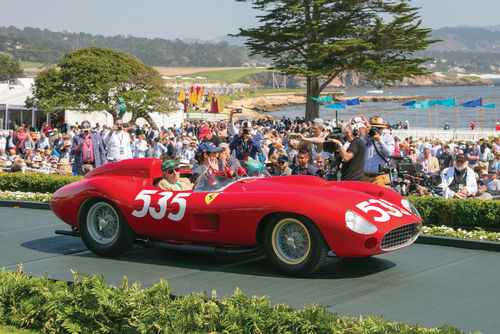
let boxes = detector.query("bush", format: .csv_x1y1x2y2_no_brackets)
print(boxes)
0,267,463,333
0,173,81,194
408,196,500,230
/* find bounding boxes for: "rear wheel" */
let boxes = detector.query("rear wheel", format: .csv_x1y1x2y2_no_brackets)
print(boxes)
79,200,135,257
264,214,328,276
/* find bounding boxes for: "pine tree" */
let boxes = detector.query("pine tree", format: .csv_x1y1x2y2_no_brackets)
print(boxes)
234,0,437,120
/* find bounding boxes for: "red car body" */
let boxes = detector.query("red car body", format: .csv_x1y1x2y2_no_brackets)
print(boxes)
51,158,422,274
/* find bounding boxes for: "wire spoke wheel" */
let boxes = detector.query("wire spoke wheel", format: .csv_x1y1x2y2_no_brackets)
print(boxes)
87,202,120,244
265,214,328,276
273,218,310,264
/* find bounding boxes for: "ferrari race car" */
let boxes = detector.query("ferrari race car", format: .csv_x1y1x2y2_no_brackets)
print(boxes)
51,158,422,275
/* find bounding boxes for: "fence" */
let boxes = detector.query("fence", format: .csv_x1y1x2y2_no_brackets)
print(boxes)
390,127,499,141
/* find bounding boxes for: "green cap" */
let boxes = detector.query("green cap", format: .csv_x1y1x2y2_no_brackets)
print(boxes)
162,160,180,171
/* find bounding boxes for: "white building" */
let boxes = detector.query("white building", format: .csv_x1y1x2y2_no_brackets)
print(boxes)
0,78,186,131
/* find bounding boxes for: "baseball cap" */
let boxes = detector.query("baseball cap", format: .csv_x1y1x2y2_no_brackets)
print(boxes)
278,155,289,162
218,142,229,149
199,126,211,139
455,154,467,162
198,142,221,154
162,160,180,171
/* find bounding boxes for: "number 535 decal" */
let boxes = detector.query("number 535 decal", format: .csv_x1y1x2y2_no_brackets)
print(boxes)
355,199,411,222
132,190,191,221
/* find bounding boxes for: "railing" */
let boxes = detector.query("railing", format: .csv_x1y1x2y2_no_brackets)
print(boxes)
390,127,499,141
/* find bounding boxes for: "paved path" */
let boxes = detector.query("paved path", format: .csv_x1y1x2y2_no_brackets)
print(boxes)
1,206,498,333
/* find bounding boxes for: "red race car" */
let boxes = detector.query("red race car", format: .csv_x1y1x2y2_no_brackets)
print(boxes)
51,158,422,275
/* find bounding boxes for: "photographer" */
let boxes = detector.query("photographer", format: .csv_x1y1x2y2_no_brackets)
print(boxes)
291,118,327,161
362,116,395,186
71,120,106,175
229,124,260,163
327,122,365,181
102,117,132,162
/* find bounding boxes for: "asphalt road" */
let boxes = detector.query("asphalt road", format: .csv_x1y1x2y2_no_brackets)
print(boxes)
1,206,498,333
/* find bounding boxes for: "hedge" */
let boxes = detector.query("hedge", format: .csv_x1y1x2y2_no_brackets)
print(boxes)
408,196,500,230
0,173,81,194
0,267,463,334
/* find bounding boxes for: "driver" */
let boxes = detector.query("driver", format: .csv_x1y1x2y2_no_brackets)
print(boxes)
157,160,193,191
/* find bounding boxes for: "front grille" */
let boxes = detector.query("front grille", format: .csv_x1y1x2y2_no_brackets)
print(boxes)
380,223,421,251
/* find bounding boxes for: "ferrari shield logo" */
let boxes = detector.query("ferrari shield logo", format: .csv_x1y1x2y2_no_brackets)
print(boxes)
205,193,219,205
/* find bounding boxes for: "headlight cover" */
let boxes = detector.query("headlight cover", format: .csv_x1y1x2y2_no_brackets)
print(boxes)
345,210,377,235
401,198,421,218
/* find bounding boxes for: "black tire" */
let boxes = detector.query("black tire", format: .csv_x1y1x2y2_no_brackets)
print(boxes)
264,214,328,276
78,199,135,257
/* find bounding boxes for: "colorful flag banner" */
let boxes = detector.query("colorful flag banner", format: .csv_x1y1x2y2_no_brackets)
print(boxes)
407,100,429,109
311,96,332,103
458,98,482,108
483,104,496,108
345,97,360,106
324,103,346,109
432,98,456,108
401,100,416,106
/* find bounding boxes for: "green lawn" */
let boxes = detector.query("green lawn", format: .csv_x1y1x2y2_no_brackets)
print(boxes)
20,61,45,69
182,67,268,83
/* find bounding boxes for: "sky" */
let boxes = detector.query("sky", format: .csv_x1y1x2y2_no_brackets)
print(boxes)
1,0,500,40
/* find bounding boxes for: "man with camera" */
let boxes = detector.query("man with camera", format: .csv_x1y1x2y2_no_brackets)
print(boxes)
71,120,106,175
102,117,133,162
362,116,395,186
229,123,260,163
327,122,365,181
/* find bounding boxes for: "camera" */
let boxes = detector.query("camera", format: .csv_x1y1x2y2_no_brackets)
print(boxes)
323,127,346,153
368,128,378,138
380,159,443,196
242,128,250,135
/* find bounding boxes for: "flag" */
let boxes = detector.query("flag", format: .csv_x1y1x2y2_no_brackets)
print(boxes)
432,98,456,108
324,103,346,109
407,100,429,109
311,96,332,103
484,103,496,108
401,100,416,106
345,97,360,106
217,95,223,114
427,98,455,107
246,157,266,171
458,98,482,108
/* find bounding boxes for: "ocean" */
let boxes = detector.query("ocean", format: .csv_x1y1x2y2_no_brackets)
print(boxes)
267,85,500,129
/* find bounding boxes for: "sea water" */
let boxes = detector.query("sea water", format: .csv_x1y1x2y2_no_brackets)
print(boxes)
267,85,500,129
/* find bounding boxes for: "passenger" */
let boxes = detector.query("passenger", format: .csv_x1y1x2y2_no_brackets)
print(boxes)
191,142,221,183
157,160,193,191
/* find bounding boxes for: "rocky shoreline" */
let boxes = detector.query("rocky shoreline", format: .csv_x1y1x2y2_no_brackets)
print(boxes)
226,93,430,119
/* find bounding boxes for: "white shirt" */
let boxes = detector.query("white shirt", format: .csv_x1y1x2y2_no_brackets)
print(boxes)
0,137,6,152
135,139,148,158
103,130,132,161
440,166,477,199
478,147,490,162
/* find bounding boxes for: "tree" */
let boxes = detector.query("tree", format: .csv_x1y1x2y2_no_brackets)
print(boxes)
0,53,24,82
27,47,176,128
234,0,437,120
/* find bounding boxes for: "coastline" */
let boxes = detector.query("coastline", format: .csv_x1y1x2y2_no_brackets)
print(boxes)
226,93,430,119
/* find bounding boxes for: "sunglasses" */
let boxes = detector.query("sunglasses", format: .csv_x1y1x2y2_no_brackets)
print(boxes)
166,167,180,174
278,161,287,164
82,125,90,129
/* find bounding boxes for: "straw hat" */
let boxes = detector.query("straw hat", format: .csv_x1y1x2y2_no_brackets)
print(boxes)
369,116,386,128
63,140,72,147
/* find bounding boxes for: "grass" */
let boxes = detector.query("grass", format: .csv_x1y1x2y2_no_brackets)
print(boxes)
181,67,268,83
19,61,45,69
0,324,38,333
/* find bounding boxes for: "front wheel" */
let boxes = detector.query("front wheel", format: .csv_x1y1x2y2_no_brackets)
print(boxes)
264,214,328,276
79,200,135,257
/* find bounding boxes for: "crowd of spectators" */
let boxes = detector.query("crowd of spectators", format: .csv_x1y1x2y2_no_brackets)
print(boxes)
0,110,499,199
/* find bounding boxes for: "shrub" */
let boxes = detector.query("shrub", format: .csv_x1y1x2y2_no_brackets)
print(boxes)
0,173,81,193
408,196,500,230
0,267,464,333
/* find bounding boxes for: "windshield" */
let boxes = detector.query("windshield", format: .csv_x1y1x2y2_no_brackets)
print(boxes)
193,166,271,193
